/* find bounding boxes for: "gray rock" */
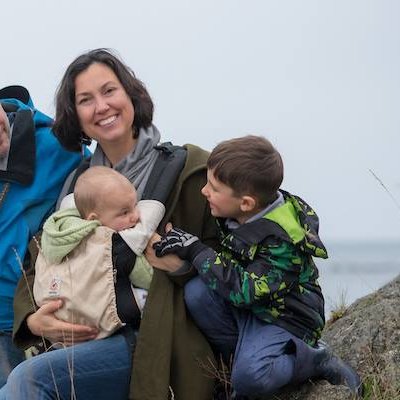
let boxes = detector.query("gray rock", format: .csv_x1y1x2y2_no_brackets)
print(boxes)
277,274,400,400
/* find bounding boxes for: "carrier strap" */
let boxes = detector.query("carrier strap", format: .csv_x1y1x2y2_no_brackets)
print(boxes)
67,142,187,204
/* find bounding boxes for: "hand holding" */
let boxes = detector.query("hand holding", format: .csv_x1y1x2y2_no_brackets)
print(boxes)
27,300,99,346
153,227,207,261
145,233,183,272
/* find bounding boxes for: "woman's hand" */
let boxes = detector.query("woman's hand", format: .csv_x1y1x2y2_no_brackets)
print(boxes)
27,300,99,346
145,232,183,273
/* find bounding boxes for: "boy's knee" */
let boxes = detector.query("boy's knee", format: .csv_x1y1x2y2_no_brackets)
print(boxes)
184,277,210,311
231,360,282,396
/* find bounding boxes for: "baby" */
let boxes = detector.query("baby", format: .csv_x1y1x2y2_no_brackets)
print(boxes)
33,166,164,340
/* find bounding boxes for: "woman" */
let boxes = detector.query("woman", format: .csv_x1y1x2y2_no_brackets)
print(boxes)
1,49,218,400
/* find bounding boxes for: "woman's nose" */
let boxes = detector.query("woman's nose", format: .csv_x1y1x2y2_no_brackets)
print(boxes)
201,185,208,197
95,96,110,113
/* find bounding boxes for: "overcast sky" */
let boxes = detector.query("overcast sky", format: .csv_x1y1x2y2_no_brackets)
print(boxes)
2,0,399,242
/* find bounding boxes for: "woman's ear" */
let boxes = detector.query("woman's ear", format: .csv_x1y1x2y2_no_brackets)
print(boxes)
240,195,257,213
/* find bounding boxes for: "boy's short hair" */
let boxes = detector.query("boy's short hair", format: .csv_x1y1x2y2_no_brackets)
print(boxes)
207,135,283,207
74,166,133,218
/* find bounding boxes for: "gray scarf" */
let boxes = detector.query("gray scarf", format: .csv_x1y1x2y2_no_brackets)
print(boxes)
90,125,161,200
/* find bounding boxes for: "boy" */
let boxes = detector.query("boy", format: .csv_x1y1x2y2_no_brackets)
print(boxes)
153,136,361,398
34,166,164,340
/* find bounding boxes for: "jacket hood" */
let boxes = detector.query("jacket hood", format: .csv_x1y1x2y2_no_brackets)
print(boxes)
0,98,53,130
265,190,328,259
41,207,100,264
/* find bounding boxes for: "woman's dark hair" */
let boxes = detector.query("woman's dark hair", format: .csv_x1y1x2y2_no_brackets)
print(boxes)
53,48,154,152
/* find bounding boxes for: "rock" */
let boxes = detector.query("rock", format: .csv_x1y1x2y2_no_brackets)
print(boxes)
277,274,400,399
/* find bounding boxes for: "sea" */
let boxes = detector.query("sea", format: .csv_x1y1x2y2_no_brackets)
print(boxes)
315,240,400,317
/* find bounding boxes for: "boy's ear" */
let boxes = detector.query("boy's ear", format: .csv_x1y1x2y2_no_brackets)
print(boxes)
240,195,257,212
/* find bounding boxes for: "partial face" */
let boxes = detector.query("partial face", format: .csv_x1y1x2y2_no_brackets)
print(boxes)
95,183,140,231
201,169,245,221
74,63,135,148
0,104,10,156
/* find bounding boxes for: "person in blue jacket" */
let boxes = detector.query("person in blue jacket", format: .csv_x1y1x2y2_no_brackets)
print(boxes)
0,86,82,387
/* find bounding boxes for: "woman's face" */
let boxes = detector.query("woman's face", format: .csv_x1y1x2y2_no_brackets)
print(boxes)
74,63,135,148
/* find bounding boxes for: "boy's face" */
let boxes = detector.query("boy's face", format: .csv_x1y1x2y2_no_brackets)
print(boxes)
201,169,246,222
95,183,140,231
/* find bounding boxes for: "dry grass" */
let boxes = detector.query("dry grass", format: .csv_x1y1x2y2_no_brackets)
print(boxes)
198,355,233,399
360,345,400,400
326,289,348,326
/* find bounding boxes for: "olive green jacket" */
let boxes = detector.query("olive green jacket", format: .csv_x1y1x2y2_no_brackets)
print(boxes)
13,144,218,400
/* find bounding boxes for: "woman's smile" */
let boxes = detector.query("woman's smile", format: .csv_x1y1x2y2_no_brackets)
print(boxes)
75,63,135,148
97,114,118,127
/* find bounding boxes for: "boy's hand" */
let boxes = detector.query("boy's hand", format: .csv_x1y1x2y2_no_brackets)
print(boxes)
153,227,207,261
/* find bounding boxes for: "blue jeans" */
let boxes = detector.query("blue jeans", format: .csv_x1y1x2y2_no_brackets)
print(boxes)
0,331,25,388
0,327,135,399
184,277,298,396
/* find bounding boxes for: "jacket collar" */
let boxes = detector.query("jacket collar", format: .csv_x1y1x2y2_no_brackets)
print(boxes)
217,189,327,260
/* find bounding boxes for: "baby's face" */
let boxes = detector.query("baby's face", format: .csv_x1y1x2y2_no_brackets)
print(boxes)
96,184,140,231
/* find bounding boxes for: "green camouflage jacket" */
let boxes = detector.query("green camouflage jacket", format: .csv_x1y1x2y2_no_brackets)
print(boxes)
192,190,328,346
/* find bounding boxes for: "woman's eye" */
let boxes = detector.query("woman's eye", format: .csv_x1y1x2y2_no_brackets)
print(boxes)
105,87,116,95
77,97,90,105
